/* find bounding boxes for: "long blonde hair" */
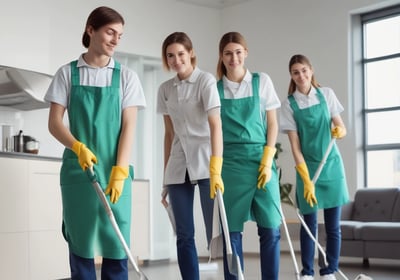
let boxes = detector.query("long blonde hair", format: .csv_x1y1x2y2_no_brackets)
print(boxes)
288,54,320,95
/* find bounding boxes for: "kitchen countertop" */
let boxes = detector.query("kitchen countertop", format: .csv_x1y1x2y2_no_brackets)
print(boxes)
0,151,61,161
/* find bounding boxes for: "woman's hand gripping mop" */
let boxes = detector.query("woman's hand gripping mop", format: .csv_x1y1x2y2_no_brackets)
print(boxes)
294,138,372,280
86,167,149,280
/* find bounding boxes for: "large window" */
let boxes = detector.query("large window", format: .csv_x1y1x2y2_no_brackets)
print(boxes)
361,6,400,187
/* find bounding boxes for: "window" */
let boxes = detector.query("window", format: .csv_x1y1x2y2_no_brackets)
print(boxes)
361,6,400,187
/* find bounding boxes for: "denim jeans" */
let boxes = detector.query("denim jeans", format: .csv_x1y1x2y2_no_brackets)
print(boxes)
223,226,280,280
168,174,214,280
69,251,128,280
300,206,341,276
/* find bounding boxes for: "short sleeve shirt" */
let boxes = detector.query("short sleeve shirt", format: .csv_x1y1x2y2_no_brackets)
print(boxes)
221,70,281,111
279,86,344,133
157,67,220,184
44,54,146,110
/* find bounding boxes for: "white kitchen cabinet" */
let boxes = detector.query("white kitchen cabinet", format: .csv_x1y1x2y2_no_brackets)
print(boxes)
0,156,69,280
27,159,70,280
131,179,150,261
0,157,29,233
0,155,152,279
0,232,30,280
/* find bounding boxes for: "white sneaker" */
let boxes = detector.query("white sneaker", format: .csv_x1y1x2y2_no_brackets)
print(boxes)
354,274,373,280
300,275,314,280
320,274,337,280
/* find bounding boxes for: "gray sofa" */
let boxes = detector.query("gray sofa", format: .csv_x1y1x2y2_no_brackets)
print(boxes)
340,187,400,266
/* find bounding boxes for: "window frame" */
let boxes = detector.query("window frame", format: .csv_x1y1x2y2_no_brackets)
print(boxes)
361,5,400,187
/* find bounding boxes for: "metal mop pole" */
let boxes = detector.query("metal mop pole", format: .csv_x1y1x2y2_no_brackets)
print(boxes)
280,204,301,280
311,138,336,185
293,138,373,280
295,138,351,280
87,168,149,280
217,190,245,280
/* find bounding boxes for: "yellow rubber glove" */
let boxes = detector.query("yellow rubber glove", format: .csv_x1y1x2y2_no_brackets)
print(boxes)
257,146,277,190
105,166,129,204
296,162,317,207
331,126,346,139
71,141,97,170
209,156,224,199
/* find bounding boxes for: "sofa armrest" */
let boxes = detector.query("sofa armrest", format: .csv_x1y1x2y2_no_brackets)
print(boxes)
341,201,354,220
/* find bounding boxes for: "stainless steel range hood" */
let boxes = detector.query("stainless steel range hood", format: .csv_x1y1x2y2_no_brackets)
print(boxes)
0,65,52,110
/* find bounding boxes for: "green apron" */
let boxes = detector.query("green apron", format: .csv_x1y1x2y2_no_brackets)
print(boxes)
217,73,281,232
289,88,349,215
60,60,133,259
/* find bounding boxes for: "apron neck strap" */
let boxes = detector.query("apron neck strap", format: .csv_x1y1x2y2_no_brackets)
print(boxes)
217,72,260,98
70,60,79,86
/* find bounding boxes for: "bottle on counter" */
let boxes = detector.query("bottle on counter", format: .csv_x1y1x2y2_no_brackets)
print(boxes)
13,130,24,153
18,130,24,153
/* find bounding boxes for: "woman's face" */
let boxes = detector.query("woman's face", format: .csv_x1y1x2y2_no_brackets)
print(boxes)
165,43,194,79
87,22,123,57
290,62,313,93
221,42,247,73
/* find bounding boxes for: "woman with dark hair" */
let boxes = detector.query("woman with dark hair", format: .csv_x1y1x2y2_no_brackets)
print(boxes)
158,31,224,280
216,31,281,280
45,6,146,279
280,54,349,280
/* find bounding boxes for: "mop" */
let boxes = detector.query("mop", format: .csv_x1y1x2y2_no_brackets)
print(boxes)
162,188,218,272
214,189,245,279
280,203,301,280
293,138,372,280
86,168,149,280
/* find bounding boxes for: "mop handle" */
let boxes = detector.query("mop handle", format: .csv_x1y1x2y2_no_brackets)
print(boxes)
296,208,350,280
217,190,233,255
295,208,329,266
312,138,336,184
279,205,301,280
87,168,141,274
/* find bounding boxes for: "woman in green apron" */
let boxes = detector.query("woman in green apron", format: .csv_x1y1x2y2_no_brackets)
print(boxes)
45,6,146,279
280,54,349,280
216,32,282,280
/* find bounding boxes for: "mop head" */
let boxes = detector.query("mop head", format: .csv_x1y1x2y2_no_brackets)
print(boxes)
354,274,373,280
199,262,218,271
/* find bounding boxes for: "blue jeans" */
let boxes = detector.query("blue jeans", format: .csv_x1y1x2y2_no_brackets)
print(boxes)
69,251,128,280
300,206,341,276
223,226,280,280
168,173,214,280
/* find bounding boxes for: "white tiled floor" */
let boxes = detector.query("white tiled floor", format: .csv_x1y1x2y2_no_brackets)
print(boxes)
125,253,400,280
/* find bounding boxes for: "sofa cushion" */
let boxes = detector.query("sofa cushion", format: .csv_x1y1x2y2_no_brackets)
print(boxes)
340,221,364,240
340,240,364,257
352,188,399,222
361,222,400,241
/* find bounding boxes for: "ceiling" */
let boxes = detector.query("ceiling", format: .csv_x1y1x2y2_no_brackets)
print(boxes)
177,0,251,9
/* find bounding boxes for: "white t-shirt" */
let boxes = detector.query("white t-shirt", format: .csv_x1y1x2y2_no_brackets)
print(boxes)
44,55,146,110
157,67,220,184
279,86,344,133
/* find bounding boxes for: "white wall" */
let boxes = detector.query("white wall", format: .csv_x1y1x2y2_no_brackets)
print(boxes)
0,0,222,155
1,0,399,258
